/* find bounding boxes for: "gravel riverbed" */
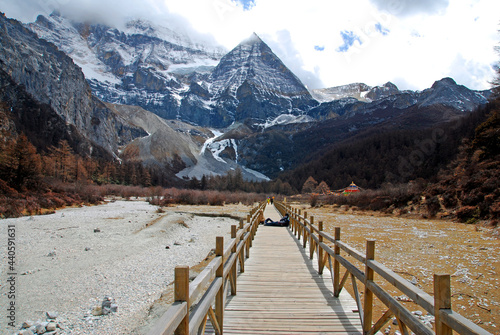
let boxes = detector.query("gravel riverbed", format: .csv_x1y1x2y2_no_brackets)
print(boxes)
1,199,248,335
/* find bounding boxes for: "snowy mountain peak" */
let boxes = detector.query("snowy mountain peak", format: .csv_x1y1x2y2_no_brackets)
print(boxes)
242,32,263,45
207,32,317,123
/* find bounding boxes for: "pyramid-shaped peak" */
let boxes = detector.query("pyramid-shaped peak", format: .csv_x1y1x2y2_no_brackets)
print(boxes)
241,32,263,45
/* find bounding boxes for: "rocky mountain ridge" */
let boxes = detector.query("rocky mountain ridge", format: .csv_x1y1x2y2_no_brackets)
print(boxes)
1,11,493,183
0,13,146,157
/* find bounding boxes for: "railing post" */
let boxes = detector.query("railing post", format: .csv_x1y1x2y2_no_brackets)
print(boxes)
215,236,224,334
298,209,302,240
292,208,297,235
434,274,452,335
247,215,253,245
238,220,245,272
309,216,315,259
318,221,324,275
302,212,309,249
363,240,376,334
333,227,341,297
231,225,237,295
174,266,190,335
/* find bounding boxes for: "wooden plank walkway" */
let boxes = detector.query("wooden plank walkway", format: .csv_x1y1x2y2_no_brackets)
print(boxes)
216,204,363,334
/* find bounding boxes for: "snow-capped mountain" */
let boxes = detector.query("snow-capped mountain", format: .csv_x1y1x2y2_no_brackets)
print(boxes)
28,14,319,128
206,33,318,124
28,12,226,122
0,13,146,157
6,11,492,183
308,78,490,121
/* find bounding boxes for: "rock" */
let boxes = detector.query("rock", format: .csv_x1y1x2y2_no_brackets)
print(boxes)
47,251,56,257
110,303,118,313
35,322,46,334
84,247,91,251
94,228,101,233
413,310,423,316
22,320,35,328
392,318,398,325
173,241,181,246
46,322,57,331
91,307,103,316
46,311,58,319
19,329,35,335
410,277,418,285
101,296,117,315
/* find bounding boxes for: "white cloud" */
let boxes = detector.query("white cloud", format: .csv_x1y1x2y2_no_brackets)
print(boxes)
2,0,499,90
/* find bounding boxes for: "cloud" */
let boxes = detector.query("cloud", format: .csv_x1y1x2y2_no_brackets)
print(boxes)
2,0,498,91
369,0,450,17
262,30,325,89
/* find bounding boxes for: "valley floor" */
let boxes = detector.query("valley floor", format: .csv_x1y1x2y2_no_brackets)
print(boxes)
1,201,498,334
0,200,250,335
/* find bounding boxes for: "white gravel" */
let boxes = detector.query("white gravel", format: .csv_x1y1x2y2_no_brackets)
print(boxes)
0,199,239,334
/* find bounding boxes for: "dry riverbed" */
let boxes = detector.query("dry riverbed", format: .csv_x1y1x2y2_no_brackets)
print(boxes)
0,199,251,335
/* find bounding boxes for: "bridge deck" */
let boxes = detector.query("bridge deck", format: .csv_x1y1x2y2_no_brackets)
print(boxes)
214,205,363,334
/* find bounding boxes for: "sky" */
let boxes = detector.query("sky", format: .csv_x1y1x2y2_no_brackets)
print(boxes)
2,0,499,91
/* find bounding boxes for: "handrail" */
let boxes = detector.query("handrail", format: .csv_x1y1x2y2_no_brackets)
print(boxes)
276,201,492,335
148,200,266,335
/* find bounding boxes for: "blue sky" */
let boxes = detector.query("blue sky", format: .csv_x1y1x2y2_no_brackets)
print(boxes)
3,0,499,91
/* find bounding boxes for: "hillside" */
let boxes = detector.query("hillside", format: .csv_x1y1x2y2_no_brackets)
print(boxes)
279,105,493,191
424,99,500,222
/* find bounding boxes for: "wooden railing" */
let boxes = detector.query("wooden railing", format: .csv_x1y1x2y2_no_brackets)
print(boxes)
148,201,266,335
275,201,492,335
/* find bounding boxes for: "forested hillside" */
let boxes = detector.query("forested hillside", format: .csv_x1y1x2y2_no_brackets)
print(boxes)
280,105,492,191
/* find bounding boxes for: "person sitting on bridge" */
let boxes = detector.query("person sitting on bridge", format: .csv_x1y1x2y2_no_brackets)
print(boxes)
263,214,290,227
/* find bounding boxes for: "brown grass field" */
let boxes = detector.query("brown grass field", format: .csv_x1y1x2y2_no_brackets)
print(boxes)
300,204,500,334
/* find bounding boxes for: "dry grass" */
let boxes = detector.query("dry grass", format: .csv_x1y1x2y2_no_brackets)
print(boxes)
303,203,500,334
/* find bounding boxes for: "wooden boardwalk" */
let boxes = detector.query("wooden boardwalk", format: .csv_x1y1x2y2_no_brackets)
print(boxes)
218,204,363,334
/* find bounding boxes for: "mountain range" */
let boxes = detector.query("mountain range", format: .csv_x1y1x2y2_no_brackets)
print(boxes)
0,11,492,186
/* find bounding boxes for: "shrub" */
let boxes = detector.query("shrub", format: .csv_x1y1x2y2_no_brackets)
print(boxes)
309,194,318,207
426,196,441,218
456,206,480,223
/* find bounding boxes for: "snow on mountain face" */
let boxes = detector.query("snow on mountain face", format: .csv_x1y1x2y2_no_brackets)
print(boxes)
27,12,226,123
311,82,402,103
29,12,225,82
210,33,309,98
208,33,318,123
311,83,372,102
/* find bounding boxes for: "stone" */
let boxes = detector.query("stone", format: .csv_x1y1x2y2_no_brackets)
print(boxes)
46,311,58,319
84,247,91,251
94,228,101,233
110,303,118,313
91,307,103,316
46,322,57,331
101,296,117,315
19,329,35,335
22,320,35,328
35,323,46,334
